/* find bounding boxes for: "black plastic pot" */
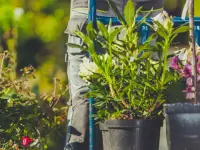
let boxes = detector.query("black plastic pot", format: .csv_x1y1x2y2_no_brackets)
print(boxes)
99,123,110,150
99,119,162,150
165,103,200,150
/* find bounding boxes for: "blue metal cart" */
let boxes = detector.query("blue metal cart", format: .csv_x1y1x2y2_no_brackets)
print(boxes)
88,1,200,150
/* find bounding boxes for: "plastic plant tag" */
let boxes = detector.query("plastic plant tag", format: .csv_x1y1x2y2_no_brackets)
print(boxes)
181,0,189,20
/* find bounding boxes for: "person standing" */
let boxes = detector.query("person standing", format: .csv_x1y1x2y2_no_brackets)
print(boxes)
64,0,164,150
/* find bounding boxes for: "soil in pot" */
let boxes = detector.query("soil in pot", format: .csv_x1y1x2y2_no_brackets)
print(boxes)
165,103,200,150
99,119,162,150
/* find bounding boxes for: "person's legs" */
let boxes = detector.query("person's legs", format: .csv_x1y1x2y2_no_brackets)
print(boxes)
64,5,113,149
64,31,89,150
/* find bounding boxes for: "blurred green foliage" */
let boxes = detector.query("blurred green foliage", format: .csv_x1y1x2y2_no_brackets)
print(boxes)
0,0,70,149
0,0,70,95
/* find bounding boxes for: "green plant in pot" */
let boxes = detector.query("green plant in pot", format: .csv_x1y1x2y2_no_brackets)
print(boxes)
68,0,187,150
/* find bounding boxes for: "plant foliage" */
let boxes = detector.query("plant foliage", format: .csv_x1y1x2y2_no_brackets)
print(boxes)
69,0,188,121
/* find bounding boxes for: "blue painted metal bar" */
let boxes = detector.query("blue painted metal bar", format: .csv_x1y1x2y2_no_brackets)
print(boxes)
141,25,149,44
195,25,200,45
96,16,200,25
89,97,95,150
138,25,149,56
88,0,96,150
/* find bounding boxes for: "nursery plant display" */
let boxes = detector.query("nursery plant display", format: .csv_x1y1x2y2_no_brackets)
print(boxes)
68,0,189,149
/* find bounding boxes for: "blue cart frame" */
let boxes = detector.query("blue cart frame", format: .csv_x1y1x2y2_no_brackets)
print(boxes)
88,0,200,150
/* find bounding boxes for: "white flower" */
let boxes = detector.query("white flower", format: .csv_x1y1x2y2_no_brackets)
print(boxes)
153,12,165,26
177,48,188,65
79,57,99,82
130,56,134,62
177,48,193,65
152,11,173,30
14,7,24,21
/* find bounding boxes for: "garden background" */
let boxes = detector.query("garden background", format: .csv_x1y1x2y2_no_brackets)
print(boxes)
0,0,199,149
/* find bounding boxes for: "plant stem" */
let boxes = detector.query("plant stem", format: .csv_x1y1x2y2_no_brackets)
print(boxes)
189,0,197,103
161,40,170,87
109,82,116,98
0,54,5,78
52,78,57,97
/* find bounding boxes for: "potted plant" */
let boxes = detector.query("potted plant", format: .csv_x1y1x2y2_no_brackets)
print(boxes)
165,1,200,149
166,47,200,150
68,0,188,149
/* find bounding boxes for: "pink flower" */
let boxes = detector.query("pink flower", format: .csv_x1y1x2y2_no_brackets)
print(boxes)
186,77,193,86
183,65,192,78
170,56,180,70
197,63,200,73
186,92,195,100
21,136,33,147
182,86,195,93
197,55,200,62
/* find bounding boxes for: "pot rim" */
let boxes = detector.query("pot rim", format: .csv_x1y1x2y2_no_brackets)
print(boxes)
164,102,200,114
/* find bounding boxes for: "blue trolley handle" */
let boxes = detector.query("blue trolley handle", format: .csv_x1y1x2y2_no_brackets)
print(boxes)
88,0,96,150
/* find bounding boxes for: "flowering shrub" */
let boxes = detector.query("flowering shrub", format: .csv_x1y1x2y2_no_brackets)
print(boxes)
0,1,69,149
0,52,68,150
170,47,200,101
69,0,188,120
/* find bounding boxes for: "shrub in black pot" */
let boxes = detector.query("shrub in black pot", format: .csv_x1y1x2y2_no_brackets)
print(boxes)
69,0,188,149
164,103,200,150
166,0,200,146
166,41,200,149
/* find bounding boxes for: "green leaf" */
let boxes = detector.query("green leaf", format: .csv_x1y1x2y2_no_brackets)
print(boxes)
124,0,135,26
173,26,189,35
136,8,151,27
135,52,150,62
138,33,157,52
97,20,108,38
143,82,157,91
96,38,107,49
164,71,177,84
73,31,92,45
107,0,127,26
153,21,167,38
109,26,123,42
108,18,112,33
170,33,178,43
86,22,97,40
